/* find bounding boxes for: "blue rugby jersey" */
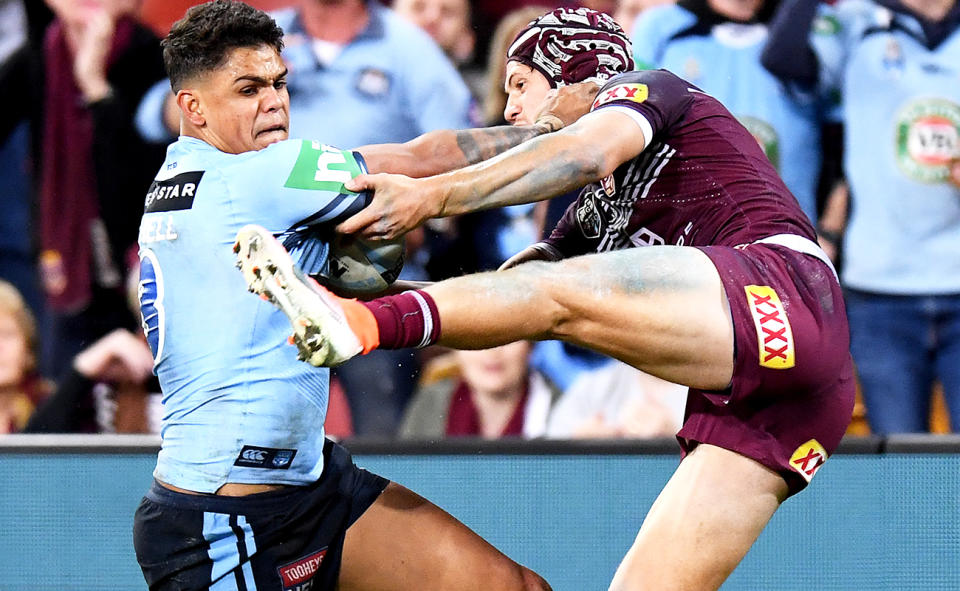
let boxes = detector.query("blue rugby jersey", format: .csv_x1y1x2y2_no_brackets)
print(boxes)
815,0,960,294
631,2,838,221
137,137,366,492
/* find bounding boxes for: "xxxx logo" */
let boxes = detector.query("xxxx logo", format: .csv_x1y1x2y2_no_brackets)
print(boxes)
592,83,649,110
790,439,827,483
744,285,795,369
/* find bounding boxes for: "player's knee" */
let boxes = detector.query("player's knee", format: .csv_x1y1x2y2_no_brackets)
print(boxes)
520,566,552,591
516,261,577,334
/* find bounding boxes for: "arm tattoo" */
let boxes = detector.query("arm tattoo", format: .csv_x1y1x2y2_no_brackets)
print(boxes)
453,125,549,167
463,140,600,212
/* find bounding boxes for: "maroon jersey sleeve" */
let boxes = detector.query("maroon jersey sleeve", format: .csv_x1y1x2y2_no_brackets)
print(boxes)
589,69,695,140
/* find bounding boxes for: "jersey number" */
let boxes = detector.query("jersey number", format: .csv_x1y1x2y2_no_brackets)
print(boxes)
138,249,165,361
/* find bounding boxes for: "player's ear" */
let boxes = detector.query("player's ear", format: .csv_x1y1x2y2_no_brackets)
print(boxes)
177,89,205,127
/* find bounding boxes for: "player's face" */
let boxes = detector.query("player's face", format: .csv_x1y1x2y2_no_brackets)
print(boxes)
455,341,532,399
395,0,470,56
0,311,30,389
187,45,290,154
707,0,764,21
503,61,552,126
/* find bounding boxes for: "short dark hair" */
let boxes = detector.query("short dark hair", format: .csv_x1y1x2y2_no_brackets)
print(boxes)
162,0,284,91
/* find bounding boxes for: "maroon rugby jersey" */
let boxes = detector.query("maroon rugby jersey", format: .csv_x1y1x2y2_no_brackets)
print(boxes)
544,69,816,255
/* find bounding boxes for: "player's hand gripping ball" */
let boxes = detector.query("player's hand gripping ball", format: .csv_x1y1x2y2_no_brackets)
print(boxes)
322,233,405,294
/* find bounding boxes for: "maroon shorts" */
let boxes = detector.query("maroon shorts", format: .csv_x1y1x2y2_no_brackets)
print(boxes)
680,243,855,496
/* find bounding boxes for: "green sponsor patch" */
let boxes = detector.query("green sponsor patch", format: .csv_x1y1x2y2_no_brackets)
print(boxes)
284,140,363,193
812,15,840,36
895,99,960,184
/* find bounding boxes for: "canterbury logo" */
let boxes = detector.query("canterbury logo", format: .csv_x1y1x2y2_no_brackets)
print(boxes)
744,285,795,369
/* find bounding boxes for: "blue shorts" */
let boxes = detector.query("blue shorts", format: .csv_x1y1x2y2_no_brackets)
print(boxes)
133,439,388,591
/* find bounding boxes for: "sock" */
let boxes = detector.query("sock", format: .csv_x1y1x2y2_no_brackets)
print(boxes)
360,290,441,350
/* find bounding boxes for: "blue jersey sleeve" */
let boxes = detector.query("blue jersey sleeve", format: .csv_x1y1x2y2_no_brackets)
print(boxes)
223,139,369,232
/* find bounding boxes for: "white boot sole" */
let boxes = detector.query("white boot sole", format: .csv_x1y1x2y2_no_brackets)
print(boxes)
234,224,362,367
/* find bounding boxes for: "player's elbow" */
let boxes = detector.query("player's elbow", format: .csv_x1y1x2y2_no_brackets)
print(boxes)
563,143,607,184
571,134,632,182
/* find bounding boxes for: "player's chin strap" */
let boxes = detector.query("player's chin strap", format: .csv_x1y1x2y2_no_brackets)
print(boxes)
754,234,839,281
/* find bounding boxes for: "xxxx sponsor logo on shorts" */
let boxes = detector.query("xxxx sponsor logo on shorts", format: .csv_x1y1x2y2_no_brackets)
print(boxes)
592,83,648,110
790,439,827,483
277,549,327,591
743,285,795,369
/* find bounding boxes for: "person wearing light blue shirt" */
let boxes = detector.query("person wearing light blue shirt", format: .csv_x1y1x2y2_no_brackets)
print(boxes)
764,0,960,433
631,0,837,222
139,137,367,491
271,1,474,145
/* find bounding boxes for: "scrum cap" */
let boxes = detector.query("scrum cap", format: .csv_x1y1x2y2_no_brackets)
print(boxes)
506,7,634,88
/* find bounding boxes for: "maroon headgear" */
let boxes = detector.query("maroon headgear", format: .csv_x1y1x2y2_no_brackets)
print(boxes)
506,7,635,89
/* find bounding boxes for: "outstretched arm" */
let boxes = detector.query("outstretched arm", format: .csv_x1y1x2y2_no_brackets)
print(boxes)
760,0,821,86
342,109,647,239
356,81,600,178
357,124,555,178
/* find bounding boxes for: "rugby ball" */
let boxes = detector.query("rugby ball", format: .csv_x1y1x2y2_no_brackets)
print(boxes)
322,234,405,294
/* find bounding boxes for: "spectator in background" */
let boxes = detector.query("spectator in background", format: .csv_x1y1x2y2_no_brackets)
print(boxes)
25,262,157,434
613,0,673,35
392,0,475,67
631,0,834,224
399,341,560,439
763,0,960,433
0,281,51,433
273,0,475,144
546,361,687,438
0,0,46,335
25,327,157,433
34,0,165,379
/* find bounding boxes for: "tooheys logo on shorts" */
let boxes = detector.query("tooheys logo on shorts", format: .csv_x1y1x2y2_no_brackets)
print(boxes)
277,549,327,591
743,285,795,369
790,439,827,483
592,83,648,110
895,99,960,183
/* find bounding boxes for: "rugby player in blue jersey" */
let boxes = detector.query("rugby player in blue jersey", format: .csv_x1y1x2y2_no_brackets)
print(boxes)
130,1,602,589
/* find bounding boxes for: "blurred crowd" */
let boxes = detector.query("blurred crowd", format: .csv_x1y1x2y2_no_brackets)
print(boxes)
1,0,958,438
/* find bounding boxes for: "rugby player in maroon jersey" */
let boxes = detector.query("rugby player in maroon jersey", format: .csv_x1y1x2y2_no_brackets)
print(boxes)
236,8,854,590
